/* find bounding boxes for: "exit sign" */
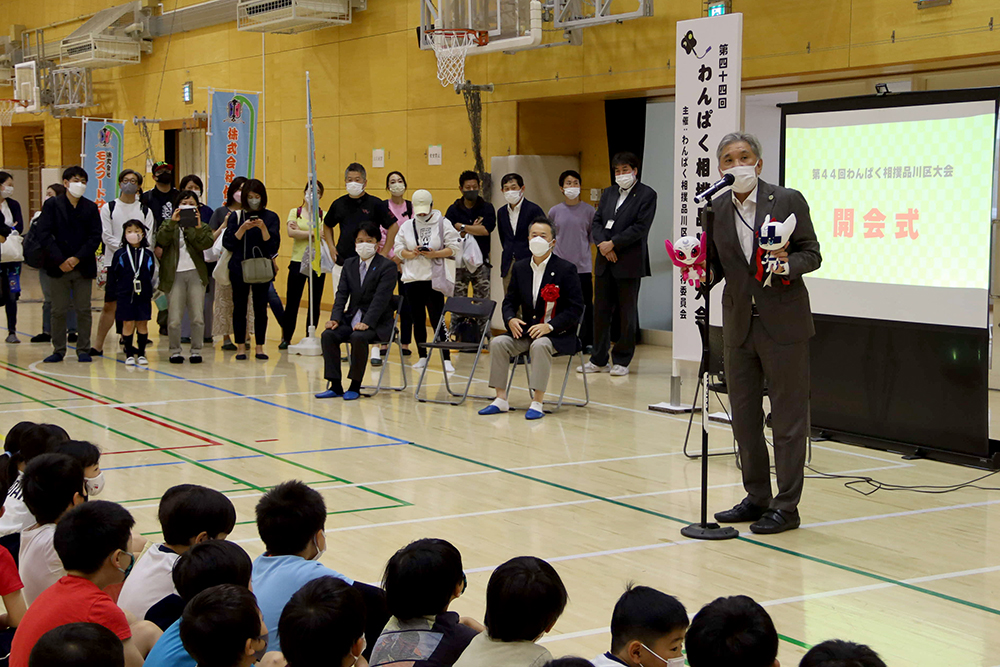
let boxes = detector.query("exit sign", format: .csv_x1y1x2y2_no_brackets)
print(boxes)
707,0,730,15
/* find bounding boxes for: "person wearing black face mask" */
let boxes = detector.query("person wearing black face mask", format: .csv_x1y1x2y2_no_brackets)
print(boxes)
142,162,179,336
445,170,496,305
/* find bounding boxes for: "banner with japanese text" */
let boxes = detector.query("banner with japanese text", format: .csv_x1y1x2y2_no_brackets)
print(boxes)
207,91,259,209
82,120,125,209
672,14,743,362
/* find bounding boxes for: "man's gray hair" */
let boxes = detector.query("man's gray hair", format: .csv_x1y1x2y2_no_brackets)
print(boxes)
345,162,366,180
716,132,763,161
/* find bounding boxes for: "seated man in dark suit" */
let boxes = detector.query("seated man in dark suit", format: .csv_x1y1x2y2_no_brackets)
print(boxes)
479,218,585,420
315,220,397,401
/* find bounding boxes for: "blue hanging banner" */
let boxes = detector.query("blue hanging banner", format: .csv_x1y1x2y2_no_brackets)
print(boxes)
207,91,259,208
82,119,125,208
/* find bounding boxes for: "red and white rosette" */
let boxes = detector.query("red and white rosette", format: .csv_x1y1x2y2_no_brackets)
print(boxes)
541,284,560,323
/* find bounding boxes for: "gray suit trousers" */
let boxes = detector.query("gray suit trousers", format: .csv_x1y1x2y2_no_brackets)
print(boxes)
724,317,809,513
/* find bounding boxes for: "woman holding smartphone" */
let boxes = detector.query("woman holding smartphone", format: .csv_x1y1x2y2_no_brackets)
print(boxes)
156,190,215,364
223,179,280,360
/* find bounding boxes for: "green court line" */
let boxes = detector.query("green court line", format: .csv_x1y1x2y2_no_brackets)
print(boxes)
1,361,411,508
408,443,1000,619
0,383,266,493
143,502,408,536
778,634,812,650
120,489,248,504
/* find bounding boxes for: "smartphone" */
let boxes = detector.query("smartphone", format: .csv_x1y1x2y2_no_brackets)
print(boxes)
417,246,431,252
178,206,198,228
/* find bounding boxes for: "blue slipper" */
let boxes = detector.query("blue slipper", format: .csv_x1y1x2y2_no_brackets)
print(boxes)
478,404,506,416
343,391,361,401
77,352,92,363
525,408,545,420
43,353,64,363
315,389,342,399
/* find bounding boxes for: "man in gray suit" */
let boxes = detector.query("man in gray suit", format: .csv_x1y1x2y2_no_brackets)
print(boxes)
708,132,822,534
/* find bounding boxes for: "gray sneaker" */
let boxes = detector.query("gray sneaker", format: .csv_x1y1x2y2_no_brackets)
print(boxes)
5,333,19,344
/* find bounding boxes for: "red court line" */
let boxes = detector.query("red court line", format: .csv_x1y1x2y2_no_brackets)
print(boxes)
3,366,226,450
256,439,279,443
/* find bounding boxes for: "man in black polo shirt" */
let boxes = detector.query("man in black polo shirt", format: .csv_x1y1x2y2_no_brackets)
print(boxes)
444,170,496,300
32,166,102,363
323,163,391,266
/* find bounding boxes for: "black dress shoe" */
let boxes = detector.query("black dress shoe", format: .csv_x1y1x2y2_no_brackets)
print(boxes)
714,498,768,523
750,509,801,535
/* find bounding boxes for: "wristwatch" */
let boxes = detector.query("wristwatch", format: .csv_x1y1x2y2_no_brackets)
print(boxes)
458,223,466,232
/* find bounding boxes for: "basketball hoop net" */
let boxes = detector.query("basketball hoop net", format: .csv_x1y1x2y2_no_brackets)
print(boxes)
426,29,488,88
0,99,22,127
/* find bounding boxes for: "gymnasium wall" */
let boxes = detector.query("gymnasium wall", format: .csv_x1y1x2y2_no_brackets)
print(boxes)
2,0,999,305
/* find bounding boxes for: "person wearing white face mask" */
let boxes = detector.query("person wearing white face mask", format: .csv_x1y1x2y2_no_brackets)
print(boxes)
706,132,821,536
28,185,80,344
582,152,658,378
177,175,218,347
32,166,103,364
316,221,397,401
497,173,545,289
393,190,462,373
479,219,585,420
0,171,25,344
590,585,689,667
92,170,155,356
281,181,328,349
323,163,392,268
549,169,596,354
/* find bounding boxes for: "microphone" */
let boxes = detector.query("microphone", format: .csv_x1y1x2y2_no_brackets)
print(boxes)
693,173,734,204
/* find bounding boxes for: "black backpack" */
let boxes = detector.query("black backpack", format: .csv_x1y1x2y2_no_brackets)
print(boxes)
22,218,47,269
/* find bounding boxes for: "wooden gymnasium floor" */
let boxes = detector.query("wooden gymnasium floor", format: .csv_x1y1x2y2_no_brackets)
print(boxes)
2,270,999,666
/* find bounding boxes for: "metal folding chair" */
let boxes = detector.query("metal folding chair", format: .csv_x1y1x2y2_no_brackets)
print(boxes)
414,296,496,406
504,322,589,413
360,295,408,397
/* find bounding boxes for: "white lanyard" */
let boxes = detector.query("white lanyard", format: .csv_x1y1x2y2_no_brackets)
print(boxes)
126,247,143,295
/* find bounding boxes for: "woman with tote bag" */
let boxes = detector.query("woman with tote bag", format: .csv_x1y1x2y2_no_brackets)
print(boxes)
222,179,280,360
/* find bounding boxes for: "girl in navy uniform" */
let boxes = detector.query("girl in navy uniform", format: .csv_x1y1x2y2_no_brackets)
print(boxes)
110,220,156,366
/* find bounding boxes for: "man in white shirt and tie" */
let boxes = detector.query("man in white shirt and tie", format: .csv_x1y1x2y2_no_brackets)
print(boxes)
497,173,545,289
316,220,397,401
480,219,585,420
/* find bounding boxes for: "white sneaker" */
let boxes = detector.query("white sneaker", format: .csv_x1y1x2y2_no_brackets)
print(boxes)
137,356,148,367
444,360,455,374
610,364,630,376
125,356,136,367
370,348,381,361
577,361,609,373
412,357,428,370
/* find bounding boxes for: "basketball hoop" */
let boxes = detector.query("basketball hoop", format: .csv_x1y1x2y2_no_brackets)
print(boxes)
0,99,23,127
426,29,488,88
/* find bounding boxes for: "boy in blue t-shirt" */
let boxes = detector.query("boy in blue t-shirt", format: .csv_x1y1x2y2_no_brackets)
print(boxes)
251,481,387,655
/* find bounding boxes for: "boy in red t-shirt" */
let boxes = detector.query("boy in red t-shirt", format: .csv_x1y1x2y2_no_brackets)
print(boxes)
10,501,161,667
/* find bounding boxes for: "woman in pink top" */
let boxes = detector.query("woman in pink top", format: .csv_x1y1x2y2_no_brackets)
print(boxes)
374,171,414,362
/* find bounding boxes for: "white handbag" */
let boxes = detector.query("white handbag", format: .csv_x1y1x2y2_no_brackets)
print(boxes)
213,248,232,285
0,231,24,263
458,234,483,271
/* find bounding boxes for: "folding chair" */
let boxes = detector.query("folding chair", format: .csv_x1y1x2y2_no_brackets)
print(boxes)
682,323,811,465
414,296,496,406
360,295,408,397
504,322,589,413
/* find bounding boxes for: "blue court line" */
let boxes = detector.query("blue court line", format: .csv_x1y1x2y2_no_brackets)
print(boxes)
198,441,401,462
104,442,403,468
18,331,410,445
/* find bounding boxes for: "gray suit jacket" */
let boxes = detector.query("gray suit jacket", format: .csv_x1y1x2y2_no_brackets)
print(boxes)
709,179,822,347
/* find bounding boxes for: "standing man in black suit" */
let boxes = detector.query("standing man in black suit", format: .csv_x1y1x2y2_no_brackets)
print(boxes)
315,221,397,401
581,152,657,377
709,132,822,535
479,218,585,421
497,173,545,289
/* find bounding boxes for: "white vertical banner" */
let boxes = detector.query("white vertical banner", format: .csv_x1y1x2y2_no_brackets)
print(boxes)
672,13,743,362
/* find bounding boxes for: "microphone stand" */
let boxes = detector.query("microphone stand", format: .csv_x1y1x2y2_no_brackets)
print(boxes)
681,195,739,541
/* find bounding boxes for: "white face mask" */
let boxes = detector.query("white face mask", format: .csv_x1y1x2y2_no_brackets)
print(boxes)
388,182,406,196
68,182,88,199
310,534,327,561
189,189,201,199
615,173,636,190
346,182,365,197
415,212,431,223
504,190,522,206
529,236,552,258
563,187,580,200
125,232,142,246
247,196,262,211
0,185,13,199
639,643,684,667
725,163,759,194
85,471,105,496
356,242,377,260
